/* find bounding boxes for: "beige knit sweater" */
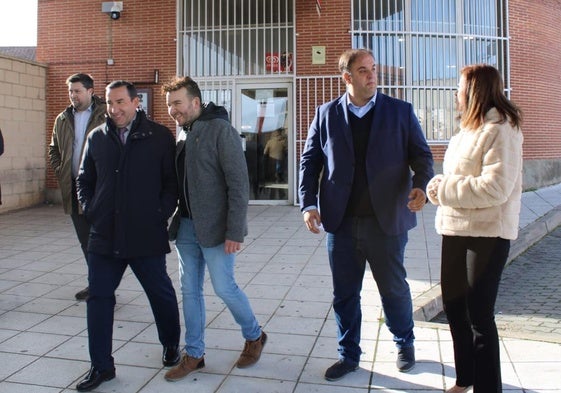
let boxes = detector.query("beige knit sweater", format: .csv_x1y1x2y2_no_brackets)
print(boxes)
427,108,523,240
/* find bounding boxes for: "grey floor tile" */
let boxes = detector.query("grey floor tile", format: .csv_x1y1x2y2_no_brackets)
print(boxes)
14,296,76,314
4,282,60,298
230,352,307,381
1,331,71,356
300,357,372,388
265,332,317,356
0,382,62,393
0,310,50,330
294,383,369,393
513,362,561,389
0,279,23,294
140,370,225,393
131,323,165,345
30,271,81,286
265,315,325,336
45,335,90,361
28,315,86,336
0,294,35,312
284,285,330,303
309,335,338,359
244,283,291,300
0,352,38,380
502,339,561,362
276,299,331,318
78,364,160,393
218,375,296,393
0,269,45,282
1,193,561,392
370,360,445,391
247,297,282,317
113,341,163,368
203,347,242,374
6,357,86,389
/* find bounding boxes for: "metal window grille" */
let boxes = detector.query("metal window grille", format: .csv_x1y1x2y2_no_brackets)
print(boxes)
295,76,346,158
178,0,294,78
351,0,509,142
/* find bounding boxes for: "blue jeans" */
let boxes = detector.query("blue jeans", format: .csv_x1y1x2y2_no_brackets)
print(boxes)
326,215,414,366
87,252,180,371
176,218,261,358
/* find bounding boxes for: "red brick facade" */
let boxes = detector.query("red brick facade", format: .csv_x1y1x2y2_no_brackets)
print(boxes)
509,0,561,160
295,1,352,76
38,0,177,189
38,0,561,192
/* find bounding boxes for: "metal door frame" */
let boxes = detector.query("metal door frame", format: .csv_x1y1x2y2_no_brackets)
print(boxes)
234,80,294,205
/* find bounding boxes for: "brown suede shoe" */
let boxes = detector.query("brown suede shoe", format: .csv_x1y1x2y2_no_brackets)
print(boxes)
164,354,205,382
236,331,267,368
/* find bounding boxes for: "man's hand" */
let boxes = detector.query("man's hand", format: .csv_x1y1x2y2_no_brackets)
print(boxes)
303,209,322,234
407,187,427,212
224,239,242,254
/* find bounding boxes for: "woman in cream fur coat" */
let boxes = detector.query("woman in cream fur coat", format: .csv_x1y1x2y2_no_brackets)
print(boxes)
426,64,523,393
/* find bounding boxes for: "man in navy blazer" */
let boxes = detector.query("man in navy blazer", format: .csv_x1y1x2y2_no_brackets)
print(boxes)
299,49,434,381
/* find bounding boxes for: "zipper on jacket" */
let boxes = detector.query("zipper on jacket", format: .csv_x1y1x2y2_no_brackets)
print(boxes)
179,126,193,219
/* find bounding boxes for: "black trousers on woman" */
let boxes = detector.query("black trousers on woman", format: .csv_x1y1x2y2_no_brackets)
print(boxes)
441,235,510,393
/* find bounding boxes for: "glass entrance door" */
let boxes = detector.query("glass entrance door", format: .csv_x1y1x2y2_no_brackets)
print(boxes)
237,83,292,203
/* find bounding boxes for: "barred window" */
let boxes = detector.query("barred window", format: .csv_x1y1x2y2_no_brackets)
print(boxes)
179,0,294,78
351,0,509,142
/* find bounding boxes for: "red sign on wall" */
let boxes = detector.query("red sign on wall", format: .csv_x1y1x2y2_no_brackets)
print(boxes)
266,52,293,72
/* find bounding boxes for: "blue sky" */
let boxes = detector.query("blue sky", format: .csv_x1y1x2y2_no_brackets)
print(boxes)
0,0,38,46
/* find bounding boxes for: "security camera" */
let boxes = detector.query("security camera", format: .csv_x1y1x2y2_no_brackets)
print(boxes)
110,5,121,20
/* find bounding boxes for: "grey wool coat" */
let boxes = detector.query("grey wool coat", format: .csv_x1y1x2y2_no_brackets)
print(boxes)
169,102,249,247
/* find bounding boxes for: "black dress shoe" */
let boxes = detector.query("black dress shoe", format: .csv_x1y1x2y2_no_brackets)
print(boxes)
163,345,181,367
324,359,359,381
75,287,89,301
76,367,115,392
396,346,415,372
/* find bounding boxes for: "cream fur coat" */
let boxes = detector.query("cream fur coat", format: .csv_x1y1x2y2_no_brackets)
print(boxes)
427,108,523,240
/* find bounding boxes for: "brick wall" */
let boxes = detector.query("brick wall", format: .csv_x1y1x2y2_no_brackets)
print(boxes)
295,0,351,158
0,54,47,212
37,0,177,194
36,0,561,197
295,0,352,76
509,0,561,188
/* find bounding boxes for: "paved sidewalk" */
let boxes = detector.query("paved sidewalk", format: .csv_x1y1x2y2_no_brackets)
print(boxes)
1,182,561,392
494,225,561,344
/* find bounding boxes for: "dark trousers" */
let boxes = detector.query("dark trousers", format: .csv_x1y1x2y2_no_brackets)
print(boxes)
87,252,181,371
70,181,90,261
441,236,510,393
326,215,414,365
70,212,90,260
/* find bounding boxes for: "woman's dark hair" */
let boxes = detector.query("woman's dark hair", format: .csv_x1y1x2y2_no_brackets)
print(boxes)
459,64,522,130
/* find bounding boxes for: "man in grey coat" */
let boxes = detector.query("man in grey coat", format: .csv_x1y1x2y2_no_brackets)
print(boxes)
162,76,266,382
